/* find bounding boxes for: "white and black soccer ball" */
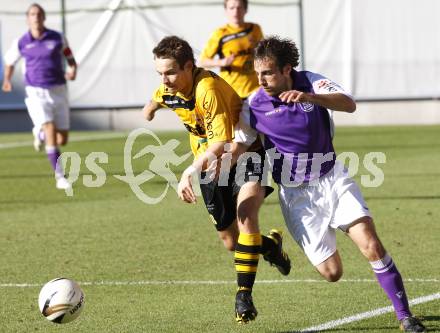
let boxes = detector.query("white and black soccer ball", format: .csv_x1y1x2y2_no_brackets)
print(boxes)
38,278,85,324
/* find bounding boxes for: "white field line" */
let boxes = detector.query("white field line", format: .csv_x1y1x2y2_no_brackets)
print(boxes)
0,278,438,288
299,292,440,332
1,279,436,332
0,132,127,149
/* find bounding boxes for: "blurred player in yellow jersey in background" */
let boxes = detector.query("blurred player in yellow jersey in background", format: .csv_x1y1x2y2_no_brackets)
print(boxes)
198,1,289,324
199,0,262,99
143,36,290,324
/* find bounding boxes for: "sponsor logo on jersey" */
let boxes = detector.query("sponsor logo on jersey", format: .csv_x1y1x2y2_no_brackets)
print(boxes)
265,108,284,116
317,79,339,93
205,109,214,139
45,41,56,50
203,100,210,110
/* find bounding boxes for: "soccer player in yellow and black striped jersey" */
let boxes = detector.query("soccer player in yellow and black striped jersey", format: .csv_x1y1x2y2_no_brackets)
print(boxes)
199,0,262,99
142,36,290,324
199,0,287,323
151,66,240,161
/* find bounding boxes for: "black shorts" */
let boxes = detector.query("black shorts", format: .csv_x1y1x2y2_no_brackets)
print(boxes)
199,148,273,231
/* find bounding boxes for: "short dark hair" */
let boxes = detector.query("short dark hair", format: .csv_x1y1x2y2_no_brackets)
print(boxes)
27,3,46,19
152,36,195,69
224,0,248,11
254,36,300,70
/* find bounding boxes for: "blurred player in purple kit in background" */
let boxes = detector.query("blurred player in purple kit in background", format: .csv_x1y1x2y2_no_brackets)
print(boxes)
2,3,77,190
232,36,426,333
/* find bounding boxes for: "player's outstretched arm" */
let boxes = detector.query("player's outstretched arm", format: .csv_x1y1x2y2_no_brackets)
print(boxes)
2,65,15,92
142,100,161,121
204,141,250,181
279,91,356,113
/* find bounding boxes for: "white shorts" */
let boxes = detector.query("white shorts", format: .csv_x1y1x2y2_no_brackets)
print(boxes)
278,162,371,266
25,85,70,130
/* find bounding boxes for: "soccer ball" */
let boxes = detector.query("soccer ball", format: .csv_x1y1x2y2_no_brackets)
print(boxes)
38,278,85,324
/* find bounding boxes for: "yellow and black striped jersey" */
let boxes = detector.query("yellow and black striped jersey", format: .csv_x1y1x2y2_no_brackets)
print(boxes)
152,67,242,159
200,23,263,99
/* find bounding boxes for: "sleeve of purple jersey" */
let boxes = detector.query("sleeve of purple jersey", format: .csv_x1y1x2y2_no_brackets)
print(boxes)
4,38,21,66
306,71,353,99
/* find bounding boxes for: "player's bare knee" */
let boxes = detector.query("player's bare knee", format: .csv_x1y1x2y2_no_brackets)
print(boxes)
317,257,343,282
322,268,343,282
222,238,236,252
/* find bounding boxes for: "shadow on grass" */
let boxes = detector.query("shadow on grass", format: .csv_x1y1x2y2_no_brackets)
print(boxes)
281,325,399,333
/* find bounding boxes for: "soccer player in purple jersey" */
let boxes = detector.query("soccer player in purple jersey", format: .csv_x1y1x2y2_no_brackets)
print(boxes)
232,36,425,332
2,3,77,190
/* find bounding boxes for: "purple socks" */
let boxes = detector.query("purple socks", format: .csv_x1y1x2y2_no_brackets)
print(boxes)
370,254,412,321
38,130,45,142
45,145,63,178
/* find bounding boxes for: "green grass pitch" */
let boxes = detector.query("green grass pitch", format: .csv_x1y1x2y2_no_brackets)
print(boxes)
0,125,439,332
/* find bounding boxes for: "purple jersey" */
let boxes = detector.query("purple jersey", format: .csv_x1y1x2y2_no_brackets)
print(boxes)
5,29,66,88
236,70,352,184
